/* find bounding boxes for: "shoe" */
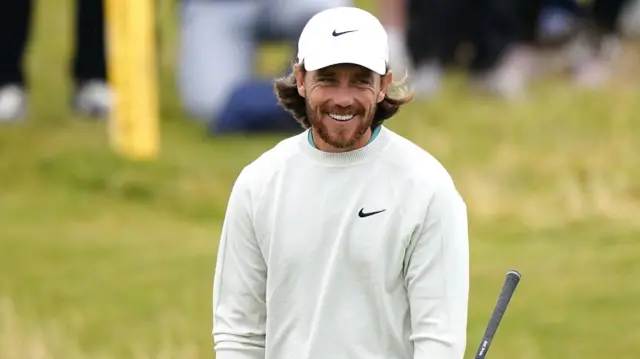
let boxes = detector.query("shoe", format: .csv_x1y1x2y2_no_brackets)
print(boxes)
73,80,112,118
565,33,618,89
0,84,27,123
469,45,536,99
410,61,443,100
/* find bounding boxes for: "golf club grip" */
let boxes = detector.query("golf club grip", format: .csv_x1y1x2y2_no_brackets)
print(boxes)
474,270,521,359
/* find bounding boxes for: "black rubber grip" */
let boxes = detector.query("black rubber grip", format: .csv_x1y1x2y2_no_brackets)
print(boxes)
474,270,521,359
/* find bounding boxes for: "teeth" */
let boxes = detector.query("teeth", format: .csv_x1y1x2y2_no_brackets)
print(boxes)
328,113,355,121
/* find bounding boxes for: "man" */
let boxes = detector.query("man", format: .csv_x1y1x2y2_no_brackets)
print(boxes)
212,6,469,359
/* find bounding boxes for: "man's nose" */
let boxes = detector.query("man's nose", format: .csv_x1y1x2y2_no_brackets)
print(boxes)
332,83,354,107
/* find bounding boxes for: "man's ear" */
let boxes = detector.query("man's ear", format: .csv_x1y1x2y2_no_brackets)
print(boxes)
377,70,393,103
294,64,306,98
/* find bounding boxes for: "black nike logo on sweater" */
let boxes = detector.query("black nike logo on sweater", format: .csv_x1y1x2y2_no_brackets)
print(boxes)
358,208,386,218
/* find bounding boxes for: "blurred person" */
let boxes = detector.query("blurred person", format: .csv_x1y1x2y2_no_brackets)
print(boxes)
177,0,351,134
465,0,541,98
538,0,630,43
212,6,469,359
381,0,542,99
0,0,110,122
380,0,465,99
537,0,631,87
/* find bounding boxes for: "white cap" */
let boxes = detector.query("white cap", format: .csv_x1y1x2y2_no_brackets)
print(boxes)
296,7,389,75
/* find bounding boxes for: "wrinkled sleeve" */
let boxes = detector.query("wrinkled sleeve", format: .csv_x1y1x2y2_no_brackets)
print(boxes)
404,177,470,359
213,168,267,359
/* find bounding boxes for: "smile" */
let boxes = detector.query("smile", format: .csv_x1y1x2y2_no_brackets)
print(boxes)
328,113,355,122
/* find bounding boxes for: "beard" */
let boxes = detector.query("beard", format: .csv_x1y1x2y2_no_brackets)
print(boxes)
306,100,376,150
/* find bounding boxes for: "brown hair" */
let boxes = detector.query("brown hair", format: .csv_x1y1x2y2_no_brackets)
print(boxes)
273,59,414,129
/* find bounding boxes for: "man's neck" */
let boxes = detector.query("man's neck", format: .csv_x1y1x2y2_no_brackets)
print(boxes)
309,126,382,152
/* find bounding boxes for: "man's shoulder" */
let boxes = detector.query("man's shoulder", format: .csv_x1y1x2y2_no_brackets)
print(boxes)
382,130,464,207
384,129,454,184
236,131,304,186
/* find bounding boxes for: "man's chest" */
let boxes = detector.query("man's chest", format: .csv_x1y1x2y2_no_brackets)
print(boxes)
252,173,426,274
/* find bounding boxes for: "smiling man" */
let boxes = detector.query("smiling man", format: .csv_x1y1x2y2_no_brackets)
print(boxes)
212,6,470,359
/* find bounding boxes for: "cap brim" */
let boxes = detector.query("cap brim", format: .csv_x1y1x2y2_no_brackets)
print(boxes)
303,52,387,75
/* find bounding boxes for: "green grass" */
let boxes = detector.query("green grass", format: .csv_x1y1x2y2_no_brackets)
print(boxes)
1,0,639,358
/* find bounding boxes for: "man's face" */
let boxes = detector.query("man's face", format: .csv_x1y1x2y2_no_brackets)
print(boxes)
295,63,391,152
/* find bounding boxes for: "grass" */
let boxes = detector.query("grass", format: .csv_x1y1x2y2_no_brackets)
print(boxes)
1,0,639,358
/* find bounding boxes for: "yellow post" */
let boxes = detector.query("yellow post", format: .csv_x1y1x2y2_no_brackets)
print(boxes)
105,0,159,160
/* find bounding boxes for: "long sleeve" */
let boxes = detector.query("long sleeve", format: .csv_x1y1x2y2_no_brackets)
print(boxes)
404,177,470,359
213,169,267,359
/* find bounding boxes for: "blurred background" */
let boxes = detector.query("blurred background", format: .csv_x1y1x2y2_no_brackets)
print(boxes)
0,0,639,358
